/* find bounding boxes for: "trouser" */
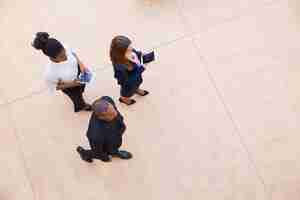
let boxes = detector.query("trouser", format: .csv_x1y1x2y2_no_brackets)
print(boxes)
81,147,120,161
81,149,113,160
62,84,86,112
83,140,122,160
61,64,87,112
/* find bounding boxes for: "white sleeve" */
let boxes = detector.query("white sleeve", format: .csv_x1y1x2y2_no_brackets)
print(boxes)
44,68,58,93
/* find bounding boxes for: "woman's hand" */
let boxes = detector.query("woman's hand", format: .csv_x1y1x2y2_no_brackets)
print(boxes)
72,52,88,73
78,61,88,73
56,79,81,90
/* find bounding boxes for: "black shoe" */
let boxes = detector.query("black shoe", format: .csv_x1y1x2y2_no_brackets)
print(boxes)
100,155,112,162
119,98,136,106
112,150,133,160
74,104,92,113
76,146,93,163
83,104,92,111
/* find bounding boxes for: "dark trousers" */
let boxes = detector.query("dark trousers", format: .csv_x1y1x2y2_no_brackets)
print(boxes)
81,150,106,160
62,85,86,112
83,140,122,160
81,147,120,161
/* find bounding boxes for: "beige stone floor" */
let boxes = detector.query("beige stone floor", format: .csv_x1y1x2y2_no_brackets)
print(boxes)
1,0,300,199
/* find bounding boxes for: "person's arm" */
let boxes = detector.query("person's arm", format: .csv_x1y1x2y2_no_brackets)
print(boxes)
72,52,87,73
133,49,143,62
114,65,128,86
56,79,81,90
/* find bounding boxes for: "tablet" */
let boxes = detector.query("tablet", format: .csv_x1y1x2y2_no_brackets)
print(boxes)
142,51,155,64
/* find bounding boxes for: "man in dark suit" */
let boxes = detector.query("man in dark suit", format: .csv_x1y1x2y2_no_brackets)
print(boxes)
76,96,132,163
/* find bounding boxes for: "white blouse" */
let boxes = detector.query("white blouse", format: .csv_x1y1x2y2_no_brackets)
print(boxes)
44,44,78,92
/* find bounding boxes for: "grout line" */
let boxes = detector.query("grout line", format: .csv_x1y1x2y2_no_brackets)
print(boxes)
0,88,47,107
0,35,194,107
178,0,272,198
150,33,194,50
192,39,270,198
0,0,281,109
180,0,275,199
0,1,283,199
0,1,282,199
0,63,113,107
6,104,38,200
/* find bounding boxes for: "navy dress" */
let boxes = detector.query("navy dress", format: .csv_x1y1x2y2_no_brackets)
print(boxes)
113,49,145,97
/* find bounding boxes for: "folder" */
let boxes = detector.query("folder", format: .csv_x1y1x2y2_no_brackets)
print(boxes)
142,51,155,64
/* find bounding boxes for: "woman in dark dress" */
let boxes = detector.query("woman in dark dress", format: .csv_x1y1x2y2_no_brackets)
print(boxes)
110,35,149,105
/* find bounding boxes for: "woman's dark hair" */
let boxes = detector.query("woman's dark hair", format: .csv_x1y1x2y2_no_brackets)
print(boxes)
32,32,64,59
110,35,132,65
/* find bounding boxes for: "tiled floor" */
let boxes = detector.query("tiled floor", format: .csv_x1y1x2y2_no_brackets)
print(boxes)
1,0,299,199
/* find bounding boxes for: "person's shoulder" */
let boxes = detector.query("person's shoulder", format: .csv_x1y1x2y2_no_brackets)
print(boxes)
89,112,98,122
87,113,102,135
44,63,55,78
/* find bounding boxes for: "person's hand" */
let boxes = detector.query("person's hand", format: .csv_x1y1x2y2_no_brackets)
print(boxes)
56,79,63,90
79,62,89,73
73,78,81,84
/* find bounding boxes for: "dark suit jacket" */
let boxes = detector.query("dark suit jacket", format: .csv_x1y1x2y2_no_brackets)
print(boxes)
86,96,126,159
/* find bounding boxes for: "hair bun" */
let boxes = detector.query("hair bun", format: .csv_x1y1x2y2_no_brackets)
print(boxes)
32,32,50,50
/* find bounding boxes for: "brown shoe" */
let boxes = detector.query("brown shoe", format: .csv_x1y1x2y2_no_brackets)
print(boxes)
119,98,136,106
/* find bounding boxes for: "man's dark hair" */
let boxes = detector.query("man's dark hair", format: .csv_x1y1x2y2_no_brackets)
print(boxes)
92,98,110,115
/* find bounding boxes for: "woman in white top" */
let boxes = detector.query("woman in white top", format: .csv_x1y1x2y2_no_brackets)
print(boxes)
32,32,92,112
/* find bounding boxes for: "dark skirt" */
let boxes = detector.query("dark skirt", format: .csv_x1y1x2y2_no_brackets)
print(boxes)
120,82,142,98
120,73,144,98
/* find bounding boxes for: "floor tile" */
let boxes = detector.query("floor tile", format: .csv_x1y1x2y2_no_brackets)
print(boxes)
253,135,300,199
0,104,35,200
131,38,267,199
9,92,111,200
193,0,300,147
8,37,268,199
180,0,275,34
0,0,186,102
2,0,300,199
193,1,300,198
